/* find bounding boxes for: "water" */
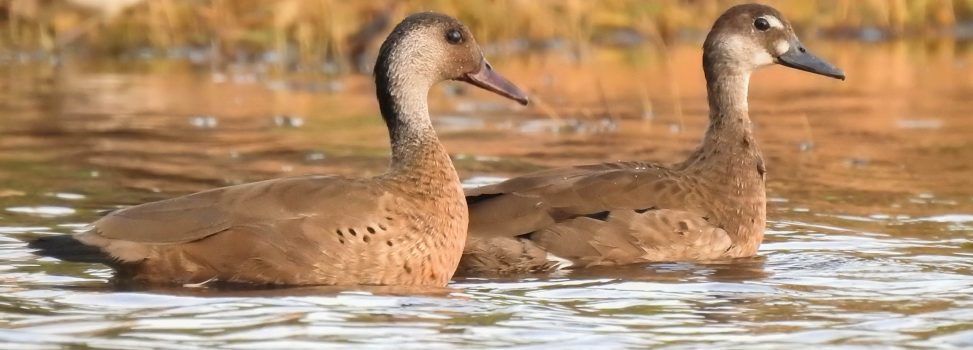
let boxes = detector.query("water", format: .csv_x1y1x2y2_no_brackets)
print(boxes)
1,40,972,349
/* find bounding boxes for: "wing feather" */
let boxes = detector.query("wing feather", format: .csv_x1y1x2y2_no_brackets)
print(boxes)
86,176,392,266
461,162,731,273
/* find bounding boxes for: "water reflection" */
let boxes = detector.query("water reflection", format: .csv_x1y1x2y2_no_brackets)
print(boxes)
0,39,971,348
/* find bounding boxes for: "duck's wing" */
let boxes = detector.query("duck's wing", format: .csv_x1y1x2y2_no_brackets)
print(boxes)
466,161,642,198
461,162,731,273
467,161,702,237
78,175,391,263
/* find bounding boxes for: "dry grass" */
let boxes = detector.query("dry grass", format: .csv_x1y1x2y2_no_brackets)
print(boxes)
1,0,970,69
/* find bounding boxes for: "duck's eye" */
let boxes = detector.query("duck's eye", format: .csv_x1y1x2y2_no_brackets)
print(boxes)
445,29,464,45
754,18,771,31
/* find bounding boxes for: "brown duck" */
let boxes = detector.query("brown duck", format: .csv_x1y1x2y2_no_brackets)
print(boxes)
458,4,844,276
30,12,528,287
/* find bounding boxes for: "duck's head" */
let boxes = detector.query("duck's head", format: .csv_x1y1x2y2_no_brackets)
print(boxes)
704,4,845,80
376,12,528,105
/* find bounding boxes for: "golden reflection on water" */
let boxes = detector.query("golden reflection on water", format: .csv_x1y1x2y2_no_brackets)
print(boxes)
3,40,972,201
0,38,972,348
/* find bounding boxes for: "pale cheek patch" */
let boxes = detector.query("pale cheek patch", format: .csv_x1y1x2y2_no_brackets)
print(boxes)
774,40,790,56
752,51,774,67
723,34,774,67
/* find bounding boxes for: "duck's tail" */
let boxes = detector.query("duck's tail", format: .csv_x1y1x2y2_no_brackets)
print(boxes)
28,235,112,265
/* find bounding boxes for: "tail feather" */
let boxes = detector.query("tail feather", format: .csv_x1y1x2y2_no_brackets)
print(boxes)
28,235,113,265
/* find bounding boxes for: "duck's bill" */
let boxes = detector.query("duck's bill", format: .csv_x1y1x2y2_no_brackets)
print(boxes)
461,59,529,105
777,45,846,80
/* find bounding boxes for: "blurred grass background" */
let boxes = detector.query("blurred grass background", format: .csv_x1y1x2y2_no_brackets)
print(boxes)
1,0,970,72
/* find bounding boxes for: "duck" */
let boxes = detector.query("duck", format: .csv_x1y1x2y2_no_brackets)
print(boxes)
29,12,529,287
457,3,844,276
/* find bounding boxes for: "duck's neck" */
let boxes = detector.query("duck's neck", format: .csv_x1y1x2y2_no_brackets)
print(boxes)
681,65,763,173
375,61,458,186
673,59,766,254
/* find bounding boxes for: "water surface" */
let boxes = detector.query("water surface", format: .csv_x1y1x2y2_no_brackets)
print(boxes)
1,40,972,349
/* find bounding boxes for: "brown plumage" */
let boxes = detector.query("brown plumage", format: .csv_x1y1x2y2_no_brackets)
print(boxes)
30,12,528,287
458,4,845,276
